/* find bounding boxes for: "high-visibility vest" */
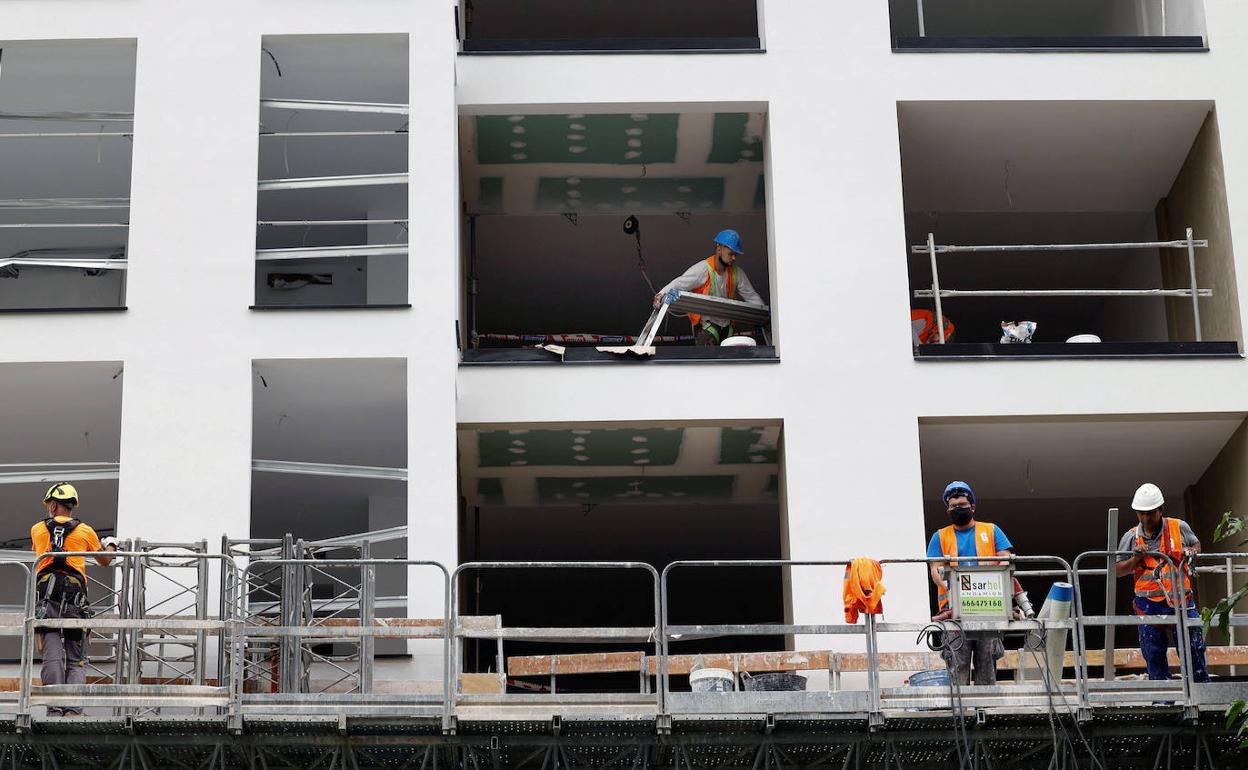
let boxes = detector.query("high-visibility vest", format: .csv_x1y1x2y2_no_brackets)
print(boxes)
935,521,997,611
688,256,738,327
1133,518,1191,605
911,309,955,344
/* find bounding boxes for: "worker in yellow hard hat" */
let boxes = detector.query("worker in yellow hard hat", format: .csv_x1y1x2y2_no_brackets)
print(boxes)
30,483,118,717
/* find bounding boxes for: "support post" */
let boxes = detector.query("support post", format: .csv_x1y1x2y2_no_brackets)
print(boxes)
927,233,945,344
865,614,883,727
1186,227,1202,342
1105,508,1117,681
916,0,926,37
360,541,375,694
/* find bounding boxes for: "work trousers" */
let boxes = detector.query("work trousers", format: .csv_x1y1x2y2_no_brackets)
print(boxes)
38,602,87,716
941,630,1005,686
1135,597,1209,683
694,322,736,346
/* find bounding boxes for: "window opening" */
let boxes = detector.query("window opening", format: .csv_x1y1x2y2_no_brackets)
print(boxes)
890,0,1208,51
459,108,775,364
254,35,409,309
0,40,135,310
900,101,1239,359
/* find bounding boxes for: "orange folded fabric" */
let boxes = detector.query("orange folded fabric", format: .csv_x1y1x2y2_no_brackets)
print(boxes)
843,557,886,624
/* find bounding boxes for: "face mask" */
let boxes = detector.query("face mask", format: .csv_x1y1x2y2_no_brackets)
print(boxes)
948,506,973,526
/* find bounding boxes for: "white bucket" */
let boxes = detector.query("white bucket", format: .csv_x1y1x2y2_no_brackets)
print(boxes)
721,335,757,347
689,667,734,693
1066,334,1102,343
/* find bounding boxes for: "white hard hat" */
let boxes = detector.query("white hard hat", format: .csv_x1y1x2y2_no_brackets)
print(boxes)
1132,483,1165,512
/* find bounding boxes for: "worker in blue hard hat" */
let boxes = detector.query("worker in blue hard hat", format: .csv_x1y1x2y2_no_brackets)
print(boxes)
653,229,766,346
926,480,1016,686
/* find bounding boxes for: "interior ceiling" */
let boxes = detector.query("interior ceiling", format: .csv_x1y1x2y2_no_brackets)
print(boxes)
919,414,1244,503
0,361,123,464
459,423,781,506
899,101,1212,213
460,111,766,216
252,358,406,468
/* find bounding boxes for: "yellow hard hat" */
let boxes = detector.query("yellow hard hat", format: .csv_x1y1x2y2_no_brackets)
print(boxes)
43,482,79,506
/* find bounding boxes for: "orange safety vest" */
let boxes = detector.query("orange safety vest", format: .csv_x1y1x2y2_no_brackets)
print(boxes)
911,309,954,344
1133,518,1191,605
843,557,886,623
935,521,997,611
688,256,738,327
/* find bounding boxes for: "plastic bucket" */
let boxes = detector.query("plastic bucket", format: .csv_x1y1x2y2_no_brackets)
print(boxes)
689,668,734,693
905,669,950,687
721,335,757,347
742,672,807,692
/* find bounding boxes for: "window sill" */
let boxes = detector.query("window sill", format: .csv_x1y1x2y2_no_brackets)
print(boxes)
250,304,411,311
893,35,1207,53
461,345,778,366
914,341,1240,361
461,38,763,55
0,306,127,314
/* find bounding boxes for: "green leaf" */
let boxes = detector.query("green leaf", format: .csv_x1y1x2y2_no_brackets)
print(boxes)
1227,700,1247,731
1214,511,1244,542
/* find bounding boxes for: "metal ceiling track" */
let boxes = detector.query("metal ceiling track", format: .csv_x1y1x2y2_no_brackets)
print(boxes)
0,197,130,210
0,257,128,270
257,219,408,227
0,132,133,139
259,98,409,116
254,244,408,261
0,110,134,123
0,462,120,485
256,173,407,192
251,459,408,481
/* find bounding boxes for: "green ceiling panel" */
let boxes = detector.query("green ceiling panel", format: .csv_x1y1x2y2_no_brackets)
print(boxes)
708,113,764,164
476,114,679,165
538,475,736,505
719,427,778,465
478,428,683,468
477,477,505,506
536,177,724,213
478,177,503,213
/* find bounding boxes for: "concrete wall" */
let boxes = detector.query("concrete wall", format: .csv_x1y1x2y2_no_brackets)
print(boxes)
1157,110,1242,345
1186,417,1248,644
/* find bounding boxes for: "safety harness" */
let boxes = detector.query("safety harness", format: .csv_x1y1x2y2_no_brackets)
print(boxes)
36,518,91,620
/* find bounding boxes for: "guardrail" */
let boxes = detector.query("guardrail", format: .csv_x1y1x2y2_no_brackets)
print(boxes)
4,550,1248,727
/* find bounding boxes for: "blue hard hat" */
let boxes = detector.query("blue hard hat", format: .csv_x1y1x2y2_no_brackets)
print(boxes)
942,481,976,505
713,229,744,255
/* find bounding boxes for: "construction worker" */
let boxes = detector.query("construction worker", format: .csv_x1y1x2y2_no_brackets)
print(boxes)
926,481,1015,685
1114,483,1209,683
653,229,765,346
30,483,118,717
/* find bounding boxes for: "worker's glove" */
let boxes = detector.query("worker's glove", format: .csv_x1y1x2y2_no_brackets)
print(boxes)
100,537,120,551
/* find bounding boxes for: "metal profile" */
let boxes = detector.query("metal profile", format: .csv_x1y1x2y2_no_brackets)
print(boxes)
914,288,1212,298
0,110,134,123
257,173,408,192
669,292,771,325
254,244,408,261
0,223,128,229
0,197,130,210
251,459,408,481
260,130,408,139
0,257,128,271
258,219,408,227
0,132,133,139
260,99,410,116
0,464,121,485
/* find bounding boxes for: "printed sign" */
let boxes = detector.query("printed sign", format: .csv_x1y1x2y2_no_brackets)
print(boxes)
955,569,1008,618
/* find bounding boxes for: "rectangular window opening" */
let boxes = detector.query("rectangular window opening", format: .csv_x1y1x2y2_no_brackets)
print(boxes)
457,420,788,693
0,39,135,311
254,35,409,310
889,0,1208,52
918,412,1246,676
900,100,1240,360
460,0,761,53
0,362,122,662
459,106,776,364
250,359,413,676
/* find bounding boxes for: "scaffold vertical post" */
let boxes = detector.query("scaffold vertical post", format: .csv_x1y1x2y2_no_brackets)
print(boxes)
916,0,926,37
927,233,945,343
865,613,883,727
1187,227,1202,341
16,567,33,729
196,539,209,688
1104,508,1117,681
360,540,375,694
279,534,300,693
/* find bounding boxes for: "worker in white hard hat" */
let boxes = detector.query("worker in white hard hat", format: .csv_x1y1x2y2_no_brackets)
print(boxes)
30,483,119,716
653,229,766,346
1114,483,1209,683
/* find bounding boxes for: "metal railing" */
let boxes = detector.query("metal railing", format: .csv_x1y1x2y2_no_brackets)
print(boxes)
5,549,1248,727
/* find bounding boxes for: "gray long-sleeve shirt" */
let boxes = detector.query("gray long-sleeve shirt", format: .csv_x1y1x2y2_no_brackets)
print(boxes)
658,257,764,328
